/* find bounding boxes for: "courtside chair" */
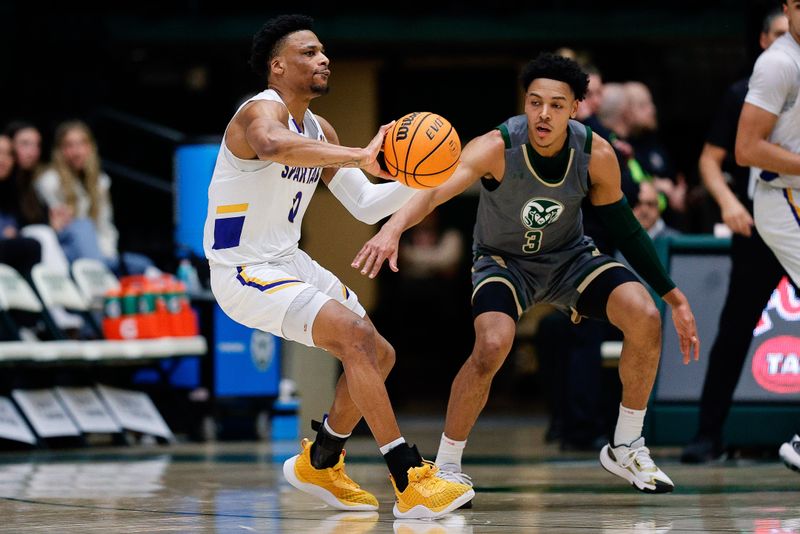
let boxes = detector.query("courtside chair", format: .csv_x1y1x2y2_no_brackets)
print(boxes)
0,263,57,361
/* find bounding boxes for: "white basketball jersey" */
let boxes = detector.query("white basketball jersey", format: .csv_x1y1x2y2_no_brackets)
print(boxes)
746,33,800,189
203,89,326,266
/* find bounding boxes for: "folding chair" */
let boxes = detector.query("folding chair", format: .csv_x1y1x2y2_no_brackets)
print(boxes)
0,263,59,360
31,264,98,338
0,264,51,338
71,258,121,323
31,264,152,361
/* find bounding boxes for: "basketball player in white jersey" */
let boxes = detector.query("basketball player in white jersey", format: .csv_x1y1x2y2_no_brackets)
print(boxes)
203,14,473,518
736,0,800,473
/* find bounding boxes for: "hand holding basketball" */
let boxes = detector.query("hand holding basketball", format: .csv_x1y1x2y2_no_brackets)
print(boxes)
360,121,396,180
383,112,461,189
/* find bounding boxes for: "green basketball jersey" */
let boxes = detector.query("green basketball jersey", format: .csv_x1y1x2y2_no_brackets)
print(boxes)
473,115,593,259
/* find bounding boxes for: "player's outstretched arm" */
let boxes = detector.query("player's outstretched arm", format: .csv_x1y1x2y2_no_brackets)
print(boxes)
315,116,418,224
227,99,393,173
589,136,700,363
351,130,505,278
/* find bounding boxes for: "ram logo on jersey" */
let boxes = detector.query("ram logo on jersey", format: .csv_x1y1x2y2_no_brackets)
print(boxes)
281,166,322,184
520,198,564,230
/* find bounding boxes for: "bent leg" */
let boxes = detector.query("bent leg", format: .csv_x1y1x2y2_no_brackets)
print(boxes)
312,300,400,446
606,281,662,410
599,281,676,492
325,316,396,435
443,311,516,441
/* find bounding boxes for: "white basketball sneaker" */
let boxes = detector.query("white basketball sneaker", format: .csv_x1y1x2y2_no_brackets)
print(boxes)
600,437,675,493
779,435,800,473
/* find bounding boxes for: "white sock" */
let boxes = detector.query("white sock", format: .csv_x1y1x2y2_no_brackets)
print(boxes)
323,417,351,439
379,436,406,455
614,404,646,447
435,433,467,471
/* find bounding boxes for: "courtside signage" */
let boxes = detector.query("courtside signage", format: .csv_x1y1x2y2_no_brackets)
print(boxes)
750,278,800,395
11,389,81,438
55,387,121,434
0,397,36,444
97,385,173,440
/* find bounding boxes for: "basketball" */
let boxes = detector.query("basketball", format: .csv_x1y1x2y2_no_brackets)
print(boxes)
382,112,461,189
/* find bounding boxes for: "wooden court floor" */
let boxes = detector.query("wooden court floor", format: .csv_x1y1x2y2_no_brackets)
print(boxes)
0,417,797,533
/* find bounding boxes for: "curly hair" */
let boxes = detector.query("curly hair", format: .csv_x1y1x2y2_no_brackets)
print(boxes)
520,53,589,101
250,14,314,80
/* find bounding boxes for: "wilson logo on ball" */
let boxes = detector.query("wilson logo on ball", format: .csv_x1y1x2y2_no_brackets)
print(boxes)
383,112,461,189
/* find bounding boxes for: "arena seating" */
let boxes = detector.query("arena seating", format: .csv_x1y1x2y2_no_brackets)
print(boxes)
0,263,206,362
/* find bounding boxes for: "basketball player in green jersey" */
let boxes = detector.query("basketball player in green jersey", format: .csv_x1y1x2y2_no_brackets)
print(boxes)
353,53,700,495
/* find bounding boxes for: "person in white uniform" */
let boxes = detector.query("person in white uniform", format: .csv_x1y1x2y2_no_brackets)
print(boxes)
736,0,800,474
203,14,472,518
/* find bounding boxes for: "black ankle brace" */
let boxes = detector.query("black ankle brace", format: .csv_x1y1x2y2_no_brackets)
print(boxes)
383,442,423,492
310,419,348,469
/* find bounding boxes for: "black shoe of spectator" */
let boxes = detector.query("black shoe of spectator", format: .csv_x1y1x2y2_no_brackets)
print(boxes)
680,437,725,464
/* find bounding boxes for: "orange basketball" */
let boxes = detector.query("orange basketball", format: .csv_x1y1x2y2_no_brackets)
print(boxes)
382,112,461,189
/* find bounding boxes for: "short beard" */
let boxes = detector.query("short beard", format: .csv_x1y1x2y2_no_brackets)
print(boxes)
310,83,330,96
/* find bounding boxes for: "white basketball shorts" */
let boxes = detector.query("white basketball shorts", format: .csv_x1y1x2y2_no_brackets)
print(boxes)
754,181,800,287
209,249,365,347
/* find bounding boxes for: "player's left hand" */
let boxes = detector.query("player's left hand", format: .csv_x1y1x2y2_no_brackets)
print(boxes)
664,288,700,364
352,224,401,278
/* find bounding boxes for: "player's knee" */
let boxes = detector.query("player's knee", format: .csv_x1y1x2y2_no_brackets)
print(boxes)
641,303,661,337
625,302,661,346
471,333,513,376
339,318,378,361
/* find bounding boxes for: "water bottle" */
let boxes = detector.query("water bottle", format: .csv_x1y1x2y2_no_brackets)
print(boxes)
176,259,201,295
271,379,300,441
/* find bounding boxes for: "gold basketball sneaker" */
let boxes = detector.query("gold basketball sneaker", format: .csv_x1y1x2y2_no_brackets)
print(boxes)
390,461,475,519
283,438,379,510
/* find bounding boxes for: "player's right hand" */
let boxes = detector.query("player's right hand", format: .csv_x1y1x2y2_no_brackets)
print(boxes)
361,121,395,181
352,225,401,279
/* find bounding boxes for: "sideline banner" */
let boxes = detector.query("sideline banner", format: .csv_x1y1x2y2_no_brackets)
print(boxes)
96,385,173,440
55,387,121,434
0,397,36,444
11,389,81,438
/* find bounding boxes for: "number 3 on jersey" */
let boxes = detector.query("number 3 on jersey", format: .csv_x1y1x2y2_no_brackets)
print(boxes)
288,191,302,222
523,230,542,253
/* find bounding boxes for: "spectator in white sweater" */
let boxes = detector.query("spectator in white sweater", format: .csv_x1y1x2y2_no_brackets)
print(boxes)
36,120,153,275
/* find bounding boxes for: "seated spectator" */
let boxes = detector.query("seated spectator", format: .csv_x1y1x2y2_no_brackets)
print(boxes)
577,65,605,130
633,181,680,241
624,81,687,221
0,133,41,276
4,121,74,275
6,121,49,227
0,129,80,332
36,120,154,275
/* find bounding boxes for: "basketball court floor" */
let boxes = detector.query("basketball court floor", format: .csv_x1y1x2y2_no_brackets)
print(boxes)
0,416,797,533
